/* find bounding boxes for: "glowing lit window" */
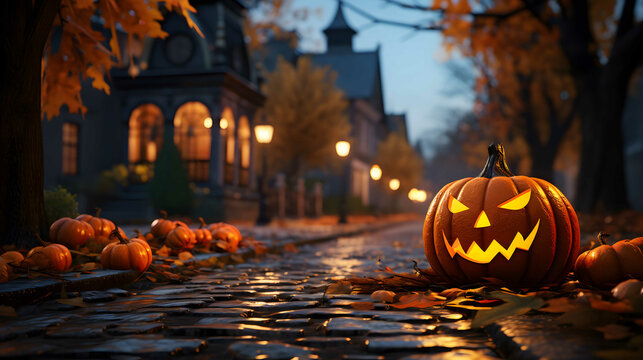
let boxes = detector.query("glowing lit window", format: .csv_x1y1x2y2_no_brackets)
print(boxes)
238,116,251,187
128,104,164,164
62,122,79,175
221,107,235,185
174,102,212,182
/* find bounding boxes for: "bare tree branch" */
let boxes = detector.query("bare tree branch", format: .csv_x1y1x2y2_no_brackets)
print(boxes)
343,1,443,31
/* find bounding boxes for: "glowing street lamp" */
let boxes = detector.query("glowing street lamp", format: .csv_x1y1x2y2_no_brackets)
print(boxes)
255,124,274,225
203,117,213,129
335,141,350,158
254,124,274,144
370,164,382,181
389,178,400,191
336,141,351,224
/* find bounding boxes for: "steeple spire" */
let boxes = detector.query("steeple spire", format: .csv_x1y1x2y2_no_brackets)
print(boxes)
323,0,356,51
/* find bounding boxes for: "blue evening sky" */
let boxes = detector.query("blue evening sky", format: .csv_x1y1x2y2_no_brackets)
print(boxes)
284,0,474,148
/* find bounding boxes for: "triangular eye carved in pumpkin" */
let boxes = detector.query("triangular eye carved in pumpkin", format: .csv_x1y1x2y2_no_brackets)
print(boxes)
498,189,531,210
448,196,469,214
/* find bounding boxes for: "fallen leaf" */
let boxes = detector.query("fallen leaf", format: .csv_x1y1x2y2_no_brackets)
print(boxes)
146,275,157,282
350,301,375,310
230,254,244,263
471,291,545,328
371,290,396,303
78,262,99,272
391,292,444,309
173,260,184,266
539,297,580,313
440,288,465,300
156,245,171,257
445,296,496,310
56,297,87,308
0,306,17,317
326,281,353,295
595,323,633,340
178,251,193,261
284,243,298,253
555,307,619,328
589,297,634,313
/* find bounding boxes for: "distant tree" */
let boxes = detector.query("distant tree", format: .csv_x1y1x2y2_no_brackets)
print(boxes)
0,0,199,247
261,56,350,182
375,132,424,191
349,0,643,212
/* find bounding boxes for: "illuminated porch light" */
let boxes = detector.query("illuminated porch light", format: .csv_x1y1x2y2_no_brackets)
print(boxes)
254,124,274,144
389,178,400,191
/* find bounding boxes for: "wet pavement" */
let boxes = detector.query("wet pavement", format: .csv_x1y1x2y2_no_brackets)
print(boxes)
0,222,567,359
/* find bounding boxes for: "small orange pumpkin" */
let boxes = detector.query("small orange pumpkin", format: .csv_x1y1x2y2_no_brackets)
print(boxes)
76,208,116,239
1,251,24,266
151,210,188,238
85,227,126,253
101,230,153,272
24,244,72,272
194,217,213,249
49,217,94,249
575,233,643,287
0,258,9,283
209,222,242,253
165,225,196,250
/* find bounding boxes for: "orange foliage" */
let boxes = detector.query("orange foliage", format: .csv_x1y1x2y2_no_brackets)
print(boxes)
42,0,201,118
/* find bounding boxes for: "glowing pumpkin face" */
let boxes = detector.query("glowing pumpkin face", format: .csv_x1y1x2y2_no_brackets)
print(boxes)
423,143,580,286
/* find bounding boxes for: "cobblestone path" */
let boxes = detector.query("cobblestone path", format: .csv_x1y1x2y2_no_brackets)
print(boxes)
0,222,502,359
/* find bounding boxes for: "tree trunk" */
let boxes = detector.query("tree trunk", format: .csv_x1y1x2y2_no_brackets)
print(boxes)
0,1,59,247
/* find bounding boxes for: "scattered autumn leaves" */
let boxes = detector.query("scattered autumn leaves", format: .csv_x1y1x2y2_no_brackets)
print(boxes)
333,264,643,346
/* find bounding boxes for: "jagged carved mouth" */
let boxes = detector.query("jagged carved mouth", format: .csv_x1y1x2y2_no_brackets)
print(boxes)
442,219,540,264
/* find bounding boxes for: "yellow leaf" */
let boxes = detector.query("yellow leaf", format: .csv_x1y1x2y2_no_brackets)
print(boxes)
56,297,87,308
0,306,17,317
178,251,193,261
326,280,353,295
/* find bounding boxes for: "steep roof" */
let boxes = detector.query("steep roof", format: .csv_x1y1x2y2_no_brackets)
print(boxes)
309,50,379,100
323,0,356,35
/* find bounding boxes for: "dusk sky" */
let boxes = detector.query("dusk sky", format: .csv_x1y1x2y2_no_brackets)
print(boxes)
270,0,475,151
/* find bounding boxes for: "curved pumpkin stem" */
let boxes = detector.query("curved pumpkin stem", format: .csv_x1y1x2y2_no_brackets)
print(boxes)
95,207,102,217
110,229,128,244
35,233,50,246
597,232,610,246
198,217,207,229
160,210,168,219
478,142,514,178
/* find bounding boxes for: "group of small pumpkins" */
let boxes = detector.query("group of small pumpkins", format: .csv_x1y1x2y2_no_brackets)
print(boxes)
0,209,242,283
147,211,242,254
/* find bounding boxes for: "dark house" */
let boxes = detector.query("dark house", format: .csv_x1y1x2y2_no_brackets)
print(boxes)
43,0,265,221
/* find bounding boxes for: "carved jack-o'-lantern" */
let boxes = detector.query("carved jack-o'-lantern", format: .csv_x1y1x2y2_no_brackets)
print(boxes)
423,143,580,286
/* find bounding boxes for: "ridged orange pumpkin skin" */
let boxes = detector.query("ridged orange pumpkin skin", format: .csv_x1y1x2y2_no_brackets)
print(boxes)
49,217,94,250
209,223,242,253
423,144,580,286
1,251,24,266
101,238,153,272
575,239,643,287
194,228,212,249
76,209,115,238
25,244,72,272
165,226,196,250
0,258,9,283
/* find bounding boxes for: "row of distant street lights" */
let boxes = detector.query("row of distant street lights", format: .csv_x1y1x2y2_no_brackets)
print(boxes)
334,140,428,208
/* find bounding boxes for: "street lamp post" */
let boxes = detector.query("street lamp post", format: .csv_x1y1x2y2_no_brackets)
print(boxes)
254,124,274,225
335,141,350,224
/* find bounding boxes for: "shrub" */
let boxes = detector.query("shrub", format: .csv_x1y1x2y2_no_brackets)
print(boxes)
149,134,194,215
44,186,79,226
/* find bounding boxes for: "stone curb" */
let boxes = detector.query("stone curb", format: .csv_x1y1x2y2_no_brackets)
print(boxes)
0,220,413,307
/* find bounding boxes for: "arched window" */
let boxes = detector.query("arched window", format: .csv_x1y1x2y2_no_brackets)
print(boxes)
221,107,235,185
238,116,251,187
174,102,212,182
128,104,164,164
